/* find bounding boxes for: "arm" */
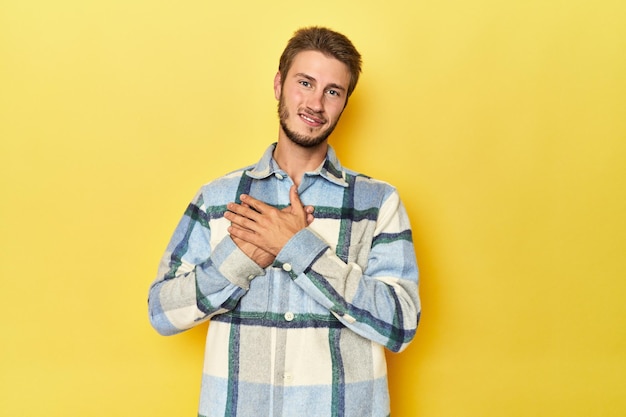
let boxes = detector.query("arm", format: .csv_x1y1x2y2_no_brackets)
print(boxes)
275,190,420,352
148,188,316,336
148,191,264,336
227,186,420,352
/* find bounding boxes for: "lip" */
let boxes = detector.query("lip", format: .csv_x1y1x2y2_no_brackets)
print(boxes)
299,112,326,127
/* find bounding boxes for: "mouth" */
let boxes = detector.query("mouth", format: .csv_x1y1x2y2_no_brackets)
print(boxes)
299,111,326,127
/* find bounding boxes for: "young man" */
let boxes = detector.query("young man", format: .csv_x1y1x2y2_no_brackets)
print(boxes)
149,26,420,417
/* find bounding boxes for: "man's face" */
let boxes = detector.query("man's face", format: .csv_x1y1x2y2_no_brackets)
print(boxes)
274,50,351,148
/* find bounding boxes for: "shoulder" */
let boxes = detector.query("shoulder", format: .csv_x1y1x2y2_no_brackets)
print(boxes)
191,164,254,207
342,168,401,208
343,167,398,193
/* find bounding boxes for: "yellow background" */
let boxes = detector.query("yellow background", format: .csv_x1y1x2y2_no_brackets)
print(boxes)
1,0,625,415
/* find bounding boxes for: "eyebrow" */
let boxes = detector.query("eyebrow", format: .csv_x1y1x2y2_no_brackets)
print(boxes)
295,73,347,92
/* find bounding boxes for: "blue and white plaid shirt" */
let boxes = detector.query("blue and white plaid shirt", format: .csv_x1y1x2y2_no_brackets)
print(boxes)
149,143,420,417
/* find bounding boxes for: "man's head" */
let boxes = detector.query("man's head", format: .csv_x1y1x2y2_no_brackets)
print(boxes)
278,27,362,99
275,27,362,148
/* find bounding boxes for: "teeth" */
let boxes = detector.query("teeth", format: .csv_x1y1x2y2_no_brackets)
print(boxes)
301,114,322,124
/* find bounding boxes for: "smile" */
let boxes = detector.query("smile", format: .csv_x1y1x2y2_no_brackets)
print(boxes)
299,112,326,126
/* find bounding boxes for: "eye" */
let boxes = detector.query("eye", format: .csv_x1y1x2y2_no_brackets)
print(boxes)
299,80,311,87
327,89,340,97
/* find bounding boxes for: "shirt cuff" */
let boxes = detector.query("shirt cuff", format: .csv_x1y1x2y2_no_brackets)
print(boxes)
274,227,329,277
211,235,265,289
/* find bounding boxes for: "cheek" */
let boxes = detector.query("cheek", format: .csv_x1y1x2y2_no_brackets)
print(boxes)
282,88,302,106
327,103,345,122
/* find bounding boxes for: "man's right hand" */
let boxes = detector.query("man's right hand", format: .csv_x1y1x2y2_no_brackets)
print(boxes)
230,233,276,269
228,188,315,268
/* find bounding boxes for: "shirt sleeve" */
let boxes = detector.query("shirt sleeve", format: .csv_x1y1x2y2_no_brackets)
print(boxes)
148,191,264,336
274,189,420,352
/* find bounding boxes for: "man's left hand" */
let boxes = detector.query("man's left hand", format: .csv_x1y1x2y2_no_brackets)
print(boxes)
225,185,311,256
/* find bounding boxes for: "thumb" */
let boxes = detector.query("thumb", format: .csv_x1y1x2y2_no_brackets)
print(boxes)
289,185,304,211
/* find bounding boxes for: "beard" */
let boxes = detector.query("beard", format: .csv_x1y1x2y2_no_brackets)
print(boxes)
278,95,341,148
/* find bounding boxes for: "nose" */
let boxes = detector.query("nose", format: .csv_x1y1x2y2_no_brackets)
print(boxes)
306,90,324,113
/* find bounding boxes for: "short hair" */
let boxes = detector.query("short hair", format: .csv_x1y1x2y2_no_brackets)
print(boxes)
278,26,362,98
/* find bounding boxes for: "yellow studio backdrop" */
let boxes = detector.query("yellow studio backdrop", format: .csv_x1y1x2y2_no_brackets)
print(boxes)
1,0,625,415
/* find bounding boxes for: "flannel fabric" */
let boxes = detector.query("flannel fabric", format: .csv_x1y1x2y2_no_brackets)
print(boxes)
149,144,420,417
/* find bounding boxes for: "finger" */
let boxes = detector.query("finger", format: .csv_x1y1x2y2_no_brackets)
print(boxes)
240,194,272,214
304,205,315,224
225,206,259,230
229,222,254,233
227,202,261,222
288,185,304,211
228,223,257,243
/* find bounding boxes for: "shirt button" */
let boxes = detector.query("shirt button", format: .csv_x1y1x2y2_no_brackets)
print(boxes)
284,312,294,321
282,263,292,272
283,372,293,383
247,274,255,281
275,173,284,180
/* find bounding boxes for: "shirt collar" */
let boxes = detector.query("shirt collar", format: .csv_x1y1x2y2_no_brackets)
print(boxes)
245,143,349,187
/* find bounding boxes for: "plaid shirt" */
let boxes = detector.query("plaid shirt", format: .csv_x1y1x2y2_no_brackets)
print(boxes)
149,144,420,417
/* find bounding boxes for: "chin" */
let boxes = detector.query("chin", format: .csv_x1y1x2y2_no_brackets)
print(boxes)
280,120,335,148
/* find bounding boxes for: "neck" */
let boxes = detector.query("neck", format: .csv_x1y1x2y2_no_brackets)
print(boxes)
273,136,328,187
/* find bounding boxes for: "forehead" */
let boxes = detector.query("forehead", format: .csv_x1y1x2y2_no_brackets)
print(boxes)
287,50,351,87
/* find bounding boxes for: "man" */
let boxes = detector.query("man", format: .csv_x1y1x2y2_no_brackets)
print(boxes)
149,26,420,417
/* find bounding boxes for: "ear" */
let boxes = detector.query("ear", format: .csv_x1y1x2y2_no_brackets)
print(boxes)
273,71,282,100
